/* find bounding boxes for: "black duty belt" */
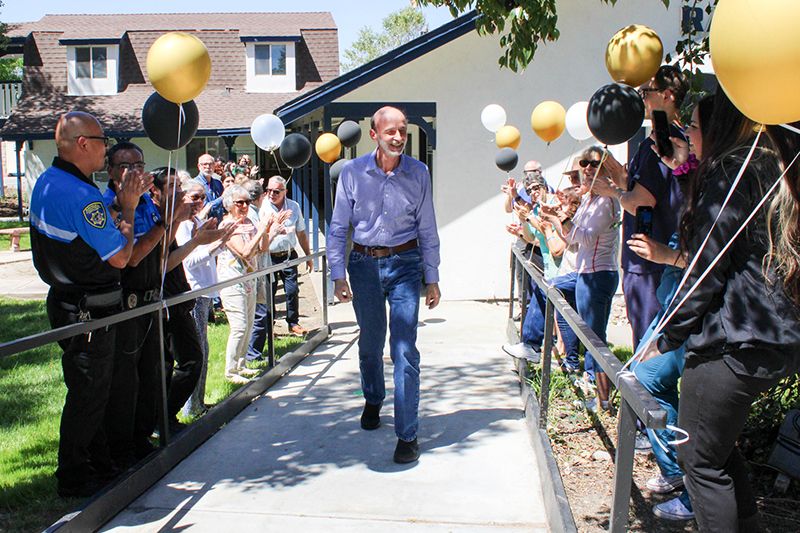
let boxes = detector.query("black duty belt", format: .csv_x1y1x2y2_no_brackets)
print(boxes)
270,250,292,260
124,289,158,310
352,239,418,258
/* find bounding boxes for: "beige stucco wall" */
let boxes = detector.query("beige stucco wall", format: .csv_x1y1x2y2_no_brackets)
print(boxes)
335,0,683,300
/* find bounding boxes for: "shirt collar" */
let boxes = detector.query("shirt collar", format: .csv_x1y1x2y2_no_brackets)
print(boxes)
367,149,407,177
52,157,96,188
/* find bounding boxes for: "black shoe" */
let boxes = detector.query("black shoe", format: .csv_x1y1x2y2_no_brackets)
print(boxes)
393,438,420,464
360,401,381,430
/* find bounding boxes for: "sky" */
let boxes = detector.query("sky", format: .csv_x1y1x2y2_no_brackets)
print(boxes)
0,0,459,61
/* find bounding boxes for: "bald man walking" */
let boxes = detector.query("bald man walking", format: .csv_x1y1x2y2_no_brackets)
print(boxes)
30,112,148,497
328,106,440,464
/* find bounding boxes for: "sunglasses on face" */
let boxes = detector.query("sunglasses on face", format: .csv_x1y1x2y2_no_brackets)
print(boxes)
78,135,110,147
266,188,285,195
232,199,251,206
579,159,601,168
638,87,662,98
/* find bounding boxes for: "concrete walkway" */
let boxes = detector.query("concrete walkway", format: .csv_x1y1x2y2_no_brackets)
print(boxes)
102,300,548,532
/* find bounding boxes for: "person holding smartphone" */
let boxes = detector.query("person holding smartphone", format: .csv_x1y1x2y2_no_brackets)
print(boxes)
592,66,689,355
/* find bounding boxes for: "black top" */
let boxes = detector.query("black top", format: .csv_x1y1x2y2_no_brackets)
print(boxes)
623,126,686,274
163,241,195,313
658,147,800,378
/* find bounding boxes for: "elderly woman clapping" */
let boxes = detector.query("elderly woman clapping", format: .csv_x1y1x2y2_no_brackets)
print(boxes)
217,184,284,383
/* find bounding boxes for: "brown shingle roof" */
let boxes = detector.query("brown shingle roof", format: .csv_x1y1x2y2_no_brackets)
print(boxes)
1,12,340,139
1,86,307,138
7,12,336,40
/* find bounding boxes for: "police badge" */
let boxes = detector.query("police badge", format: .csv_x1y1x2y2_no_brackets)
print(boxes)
127,293,138,309
82,201,107,229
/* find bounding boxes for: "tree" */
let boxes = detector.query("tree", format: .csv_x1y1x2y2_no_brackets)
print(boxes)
412,0,713,72
342,7,428,72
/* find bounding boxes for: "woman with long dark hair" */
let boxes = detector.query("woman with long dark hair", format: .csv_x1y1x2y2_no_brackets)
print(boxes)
642,91,800,532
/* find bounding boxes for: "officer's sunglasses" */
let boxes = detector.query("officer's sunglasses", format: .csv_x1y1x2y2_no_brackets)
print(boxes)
76,135,111,147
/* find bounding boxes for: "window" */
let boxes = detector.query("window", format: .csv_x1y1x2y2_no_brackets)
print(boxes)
254,44,287,76
75,47,107,79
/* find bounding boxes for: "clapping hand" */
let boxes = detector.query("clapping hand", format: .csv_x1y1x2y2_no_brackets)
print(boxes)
116,168,152,210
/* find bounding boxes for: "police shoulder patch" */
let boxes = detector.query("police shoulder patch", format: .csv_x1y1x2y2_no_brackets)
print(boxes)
82,201,107,229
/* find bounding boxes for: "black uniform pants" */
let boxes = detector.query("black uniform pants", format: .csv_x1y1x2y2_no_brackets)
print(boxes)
678,352,798,532
105,311,160,466
164,303,202,422
47,294,116,489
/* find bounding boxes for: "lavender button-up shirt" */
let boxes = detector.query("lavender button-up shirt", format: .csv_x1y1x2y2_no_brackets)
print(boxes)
328,150,441,284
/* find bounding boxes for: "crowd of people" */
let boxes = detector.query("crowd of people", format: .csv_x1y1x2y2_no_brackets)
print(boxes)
501,65,800,531
29,112,313,498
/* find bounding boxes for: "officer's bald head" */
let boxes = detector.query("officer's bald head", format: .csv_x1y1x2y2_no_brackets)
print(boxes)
55,112,102,152
54,111,106,175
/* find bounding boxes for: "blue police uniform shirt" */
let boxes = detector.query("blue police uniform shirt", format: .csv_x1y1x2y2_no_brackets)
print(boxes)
29,157,127,295
103,185,163,291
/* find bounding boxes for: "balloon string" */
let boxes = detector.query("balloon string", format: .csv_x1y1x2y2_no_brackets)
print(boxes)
554,139,580,194
158,103,184,318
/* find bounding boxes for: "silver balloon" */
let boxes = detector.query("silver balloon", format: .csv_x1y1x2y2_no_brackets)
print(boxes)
495,147,518,173
336,120,362,148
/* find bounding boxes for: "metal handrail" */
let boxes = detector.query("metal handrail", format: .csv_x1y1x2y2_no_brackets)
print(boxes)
509,247,667,533
1,249,331,532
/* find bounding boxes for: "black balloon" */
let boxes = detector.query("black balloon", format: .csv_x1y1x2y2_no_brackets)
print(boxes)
336,120,362,148
587,83,645,146
279,133,312,169
141,92,199,151
329,158,349,180
495,147,518,172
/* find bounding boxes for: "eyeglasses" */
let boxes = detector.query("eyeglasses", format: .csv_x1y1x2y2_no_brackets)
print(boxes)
232,199,251,206
77,135,110,147
579,159,601,168
113,162,146,171
266,188,285,195
637,87,662,98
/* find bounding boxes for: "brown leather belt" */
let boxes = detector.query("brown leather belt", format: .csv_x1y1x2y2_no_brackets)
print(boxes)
353,239,418,258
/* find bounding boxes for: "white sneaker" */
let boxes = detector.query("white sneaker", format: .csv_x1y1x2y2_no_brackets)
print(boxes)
225,373,250,384
653,496,694,521
502,342,541,363
646,474,685,494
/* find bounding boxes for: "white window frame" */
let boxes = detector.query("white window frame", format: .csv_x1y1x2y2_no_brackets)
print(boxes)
67,44,119,96
245,41,295,93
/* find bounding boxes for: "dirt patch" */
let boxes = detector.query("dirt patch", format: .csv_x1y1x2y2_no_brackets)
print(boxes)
545,380,800,532
0,196,23,218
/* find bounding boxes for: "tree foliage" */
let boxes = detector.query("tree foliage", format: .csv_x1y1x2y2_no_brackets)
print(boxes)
415,0,676,72
342,7,429,72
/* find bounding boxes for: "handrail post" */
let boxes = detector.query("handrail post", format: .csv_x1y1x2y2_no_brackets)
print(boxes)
520,259,528,327
322,254,329,327
156,306,170,446
508,249,517,319
539,296,554,429
609,398,638,532
267,271,275,368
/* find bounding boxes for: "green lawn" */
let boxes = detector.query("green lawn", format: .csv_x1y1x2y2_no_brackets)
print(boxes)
0,298,302,532
0,221,31,251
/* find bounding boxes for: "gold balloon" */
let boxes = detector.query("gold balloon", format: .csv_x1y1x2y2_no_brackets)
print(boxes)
530,101,566,143
315,132,342,164
711,0,800,125
495,125,521,150
146,32,212,104
605,24,663,88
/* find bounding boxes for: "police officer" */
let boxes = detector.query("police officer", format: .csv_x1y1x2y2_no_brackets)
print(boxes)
102,142,177,468
29,111,148,497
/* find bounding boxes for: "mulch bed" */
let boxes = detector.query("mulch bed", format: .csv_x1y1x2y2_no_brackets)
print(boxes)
545,381,800,532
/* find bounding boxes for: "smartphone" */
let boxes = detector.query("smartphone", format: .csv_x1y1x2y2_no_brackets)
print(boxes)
635,206,654,237
652,110,674,159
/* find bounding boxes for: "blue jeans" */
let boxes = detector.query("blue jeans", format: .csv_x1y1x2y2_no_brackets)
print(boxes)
246,302,273,361
271,251,300,327
576,270,618,379
521,272,580,369
347,248,423,442
183,297,211,417
630,266,692,511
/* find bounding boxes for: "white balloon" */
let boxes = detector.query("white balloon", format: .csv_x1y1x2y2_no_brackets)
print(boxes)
565,101,593,141
250,113,285,152
481,104,507,133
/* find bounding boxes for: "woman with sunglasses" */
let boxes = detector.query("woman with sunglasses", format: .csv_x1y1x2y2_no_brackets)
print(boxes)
543,146,620,411
217,185,282,383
